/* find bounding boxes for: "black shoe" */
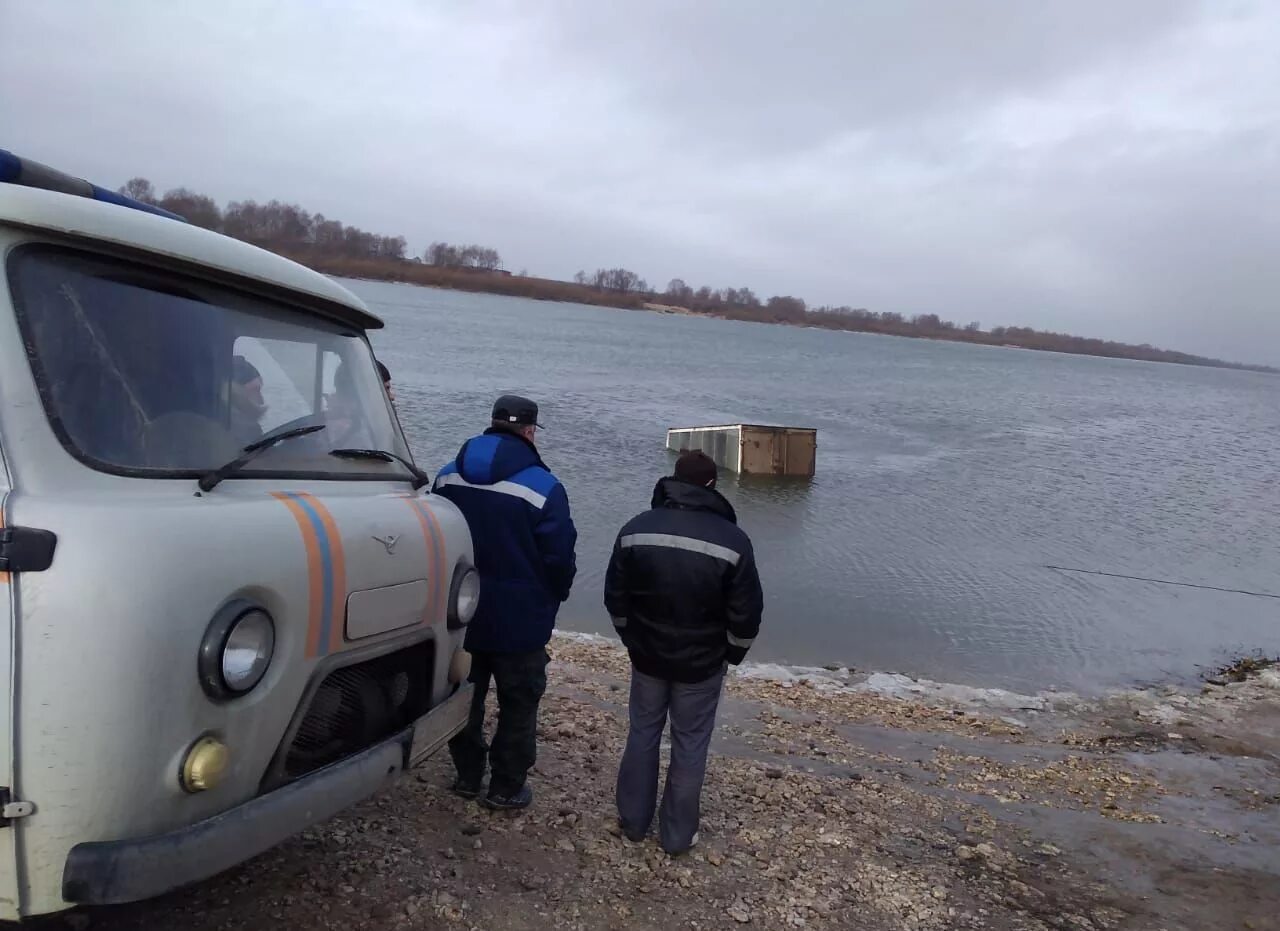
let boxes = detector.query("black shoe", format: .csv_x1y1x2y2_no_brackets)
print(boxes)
482,784,533,811
618,818,647,843
663,832,699,857
451,778,482,800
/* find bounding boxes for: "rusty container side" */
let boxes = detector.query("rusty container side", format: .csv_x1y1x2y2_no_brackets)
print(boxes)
739,425,817,476
783,428,817,477
739,426,777,474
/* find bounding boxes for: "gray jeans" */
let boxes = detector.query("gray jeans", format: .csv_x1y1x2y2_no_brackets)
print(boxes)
615,665,725,854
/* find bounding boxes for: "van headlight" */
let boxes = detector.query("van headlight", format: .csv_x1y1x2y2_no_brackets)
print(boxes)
200,600,276,700
448,565,480,629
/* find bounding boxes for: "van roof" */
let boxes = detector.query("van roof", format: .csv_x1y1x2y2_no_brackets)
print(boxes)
0,156,382,331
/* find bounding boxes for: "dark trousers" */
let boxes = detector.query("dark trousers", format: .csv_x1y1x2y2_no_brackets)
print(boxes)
448,648,548,796
616,665,725,854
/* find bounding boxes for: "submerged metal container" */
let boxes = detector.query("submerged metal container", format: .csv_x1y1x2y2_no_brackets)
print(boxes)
666,424,817,477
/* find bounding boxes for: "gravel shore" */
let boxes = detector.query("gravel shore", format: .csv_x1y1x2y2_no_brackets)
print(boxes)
52,637,1280,931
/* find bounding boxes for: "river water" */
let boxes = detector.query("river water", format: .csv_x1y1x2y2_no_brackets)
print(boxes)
353,279,1280,693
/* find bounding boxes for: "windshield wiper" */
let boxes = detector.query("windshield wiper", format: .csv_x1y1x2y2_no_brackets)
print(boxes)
198,424,326,492
330,448,431,490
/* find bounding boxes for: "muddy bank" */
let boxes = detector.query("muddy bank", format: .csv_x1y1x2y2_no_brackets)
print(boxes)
55,637,1280,931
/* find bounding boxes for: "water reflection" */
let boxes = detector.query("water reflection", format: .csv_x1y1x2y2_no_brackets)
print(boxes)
728,473,815,503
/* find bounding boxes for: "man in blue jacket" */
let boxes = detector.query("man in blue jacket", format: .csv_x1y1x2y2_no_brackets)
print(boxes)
434,395,577,810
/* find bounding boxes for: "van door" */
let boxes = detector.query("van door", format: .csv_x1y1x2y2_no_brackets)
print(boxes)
0,444,21,919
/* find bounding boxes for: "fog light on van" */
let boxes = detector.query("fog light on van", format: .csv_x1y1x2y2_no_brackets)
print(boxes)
181,736,229,793
200,600,275,700
448,565,480,629
449,649,472,684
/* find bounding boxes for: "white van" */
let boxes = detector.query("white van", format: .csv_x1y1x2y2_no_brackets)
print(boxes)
0,152,477,917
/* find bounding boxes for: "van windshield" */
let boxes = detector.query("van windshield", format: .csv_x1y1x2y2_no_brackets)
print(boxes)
9,247,413,480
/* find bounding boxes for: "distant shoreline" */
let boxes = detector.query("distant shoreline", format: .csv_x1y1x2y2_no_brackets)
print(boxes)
296,252,1276,375
113,176,1272,374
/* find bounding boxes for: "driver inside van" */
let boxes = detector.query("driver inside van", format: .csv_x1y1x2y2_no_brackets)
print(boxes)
326,360,373,449
229,355,267,448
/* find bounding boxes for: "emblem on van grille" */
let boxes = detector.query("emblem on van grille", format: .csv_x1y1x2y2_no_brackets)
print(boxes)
371,534,400,555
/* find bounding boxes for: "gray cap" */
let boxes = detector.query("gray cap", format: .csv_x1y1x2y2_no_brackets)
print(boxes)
492,394,543,428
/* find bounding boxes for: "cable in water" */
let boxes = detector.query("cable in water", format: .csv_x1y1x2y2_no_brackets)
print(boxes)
1043,565,1280,600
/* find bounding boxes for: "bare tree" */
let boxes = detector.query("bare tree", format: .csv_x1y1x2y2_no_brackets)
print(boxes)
313,215,345,253
592,268,648,293
157,187,222,230
663,279,693,306
765,295,806,322
426,242,458,266
379,236,407,261
118,177,157,204
427,242,502,270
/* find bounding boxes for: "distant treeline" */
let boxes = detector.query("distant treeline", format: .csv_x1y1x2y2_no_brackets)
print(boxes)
650,281,1276,371
272,252,646,309
118,177,642,307
120,177,1274,373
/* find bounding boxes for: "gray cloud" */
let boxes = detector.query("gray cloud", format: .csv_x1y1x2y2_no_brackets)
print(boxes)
2,0,1277,363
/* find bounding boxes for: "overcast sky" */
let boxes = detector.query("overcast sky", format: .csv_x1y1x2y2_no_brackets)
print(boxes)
3,1,1278,363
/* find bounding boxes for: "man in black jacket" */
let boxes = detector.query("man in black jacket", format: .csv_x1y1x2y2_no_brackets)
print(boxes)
604,450,763,854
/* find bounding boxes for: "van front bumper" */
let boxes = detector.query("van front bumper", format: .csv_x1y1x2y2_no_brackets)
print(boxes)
61,684,471,906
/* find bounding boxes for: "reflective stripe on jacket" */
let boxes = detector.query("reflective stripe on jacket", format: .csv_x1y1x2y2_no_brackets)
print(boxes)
605,477,763,682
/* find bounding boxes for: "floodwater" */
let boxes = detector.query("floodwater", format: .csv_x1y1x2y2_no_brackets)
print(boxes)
354,278,1280,693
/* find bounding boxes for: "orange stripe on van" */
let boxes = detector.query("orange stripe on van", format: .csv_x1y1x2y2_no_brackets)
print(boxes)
420,502,448,624
272,492,326,657
405,498,438,625
299,494,348,655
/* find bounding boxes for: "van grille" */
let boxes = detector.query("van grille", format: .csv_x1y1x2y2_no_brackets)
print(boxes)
282,642,435,781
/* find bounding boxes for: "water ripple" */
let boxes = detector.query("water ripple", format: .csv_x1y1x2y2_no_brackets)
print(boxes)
357,280,1280,693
